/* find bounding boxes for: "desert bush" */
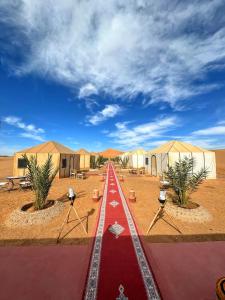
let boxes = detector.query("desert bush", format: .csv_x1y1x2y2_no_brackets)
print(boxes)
23,154,58,210
165,157,208,206
90,155,97,169
120,157,129,169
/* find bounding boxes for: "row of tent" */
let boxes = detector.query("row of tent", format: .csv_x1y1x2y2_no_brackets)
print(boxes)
13,140,217,179
120,140,217,179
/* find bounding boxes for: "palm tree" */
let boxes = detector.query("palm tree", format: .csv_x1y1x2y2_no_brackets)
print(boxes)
120,157,129,169
23,154,58,210
165,157,208,206
96,155,107,167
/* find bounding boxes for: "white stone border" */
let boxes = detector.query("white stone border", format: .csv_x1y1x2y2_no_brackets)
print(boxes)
84,165,109,300
112,166,161,300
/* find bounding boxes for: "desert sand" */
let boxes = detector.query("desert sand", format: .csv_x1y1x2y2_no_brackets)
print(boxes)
0,157,224,245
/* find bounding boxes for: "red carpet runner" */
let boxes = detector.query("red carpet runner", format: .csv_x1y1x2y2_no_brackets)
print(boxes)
84,163,160,300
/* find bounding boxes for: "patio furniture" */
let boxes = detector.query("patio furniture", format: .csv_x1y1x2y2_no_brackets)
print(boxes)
19,181,32,191
70,169,77,178
76,172,86,180
139,168,145,175
0,182,9,191
6,176,27,191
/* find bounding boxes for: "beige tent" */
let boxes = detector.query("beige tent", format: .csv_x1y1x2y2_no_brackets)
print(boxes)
75,148,91,170
130,149,147,168
145,140,216,179
14,141,80,178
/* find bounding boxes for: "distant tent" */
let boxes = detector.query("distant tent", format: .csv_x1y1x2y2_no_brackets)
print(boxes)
14,141,80,178
75,148,91,170
129,149,147,168
99,148,124,159
146,140,216,179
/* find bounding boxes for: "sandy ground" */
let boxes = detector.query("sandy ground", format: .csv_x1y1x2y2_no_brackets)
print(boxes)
0,173,104,246
0,155,225,245
120,172,225,242
0,157,13,180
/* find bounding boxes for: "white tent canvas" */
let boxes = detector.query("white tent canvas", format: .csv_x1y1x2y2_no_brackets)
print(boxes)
129,149,147,168
146,141,216,179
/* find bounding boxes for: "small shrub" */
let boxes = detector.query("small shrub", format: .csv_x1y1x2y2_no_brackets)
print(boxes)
23,154,58,210
165,157,208,206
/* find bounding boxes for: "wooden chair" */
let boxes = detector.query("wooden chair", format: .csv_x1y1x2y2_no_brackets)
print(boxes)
70,169,77,178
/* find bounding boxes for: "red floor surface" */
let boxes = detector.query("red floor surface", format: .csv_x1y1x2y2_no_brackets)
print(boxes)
0,245,89,300
144,241,225,300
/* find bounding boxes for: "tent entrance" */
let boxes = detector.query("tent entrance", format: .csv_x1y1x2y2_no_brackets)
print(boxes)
151,155,157,176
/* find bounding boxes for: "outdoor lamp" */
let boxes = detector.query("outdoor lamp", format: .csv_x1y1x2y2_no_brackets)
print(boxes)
92,189,100,202
159,189,166,206
68,187,76,205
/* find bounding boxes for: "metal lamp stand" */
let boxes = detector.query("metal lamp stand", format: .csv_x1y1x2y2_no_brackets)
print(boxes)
146,201,181,234
57,195,87,242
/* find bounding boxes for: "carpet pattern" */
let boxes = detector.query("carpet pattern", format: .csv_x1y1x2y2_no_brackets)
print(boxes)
84,163,160,300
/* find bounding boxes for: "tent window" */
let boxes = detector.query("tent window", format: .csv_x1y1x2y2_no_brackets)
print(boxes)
18,158,27,169
145,157,149,165
62,158,67,169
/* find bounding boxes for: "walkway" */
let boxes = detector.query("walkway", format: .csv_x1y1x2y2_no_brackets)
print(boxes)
84,163,160,299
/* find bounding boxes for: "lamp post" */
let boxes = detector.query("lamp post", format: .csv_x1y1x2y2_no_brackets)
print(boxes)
146,189,166,234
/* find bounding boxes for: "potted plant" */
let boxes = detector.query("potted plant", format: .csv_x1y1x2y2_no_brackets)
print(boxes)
23,154,58,210
165,157,208,208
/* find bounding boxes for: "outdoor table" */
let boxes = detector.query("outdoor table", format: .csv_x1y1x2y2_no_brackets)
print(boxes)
6,176,27,190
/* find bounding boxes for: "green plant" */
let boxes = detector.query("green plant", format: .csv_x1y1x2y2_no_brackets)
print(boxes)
90,155,97,169
23,154,58,210
113,156,121,163
96,155,108,167
120,157,129,169
165,157,208,206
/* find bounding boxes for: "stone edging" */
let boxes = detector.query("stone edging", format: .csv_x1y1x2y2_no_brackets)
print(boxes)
5,201,64,227
165,202,212,223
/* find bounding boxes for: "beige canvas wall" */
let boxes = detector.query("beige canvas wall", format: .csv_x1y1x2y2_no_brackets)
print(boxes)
79,154,90,170
145,151,216,179
14,153,81,178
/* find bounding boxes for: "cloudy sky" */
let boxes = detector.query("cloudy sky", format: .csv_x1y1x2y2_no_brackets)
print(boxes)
0,0,225,154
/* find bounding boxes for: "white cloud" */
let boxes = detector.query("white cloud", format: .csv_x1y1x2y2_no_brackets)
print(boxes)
79,83,98,98
192,126,225,136
1,1,225,107
2,116,45,141
88,104,122,125
108,116,179,148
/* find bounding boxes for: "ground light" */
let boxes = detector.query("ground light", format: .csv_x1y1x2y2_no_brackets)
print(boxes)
146,189,181,234
57,188,87,242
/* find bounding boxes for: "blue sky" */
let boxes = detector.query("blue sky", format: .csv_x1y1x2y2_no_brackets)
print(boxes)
0,0,225,155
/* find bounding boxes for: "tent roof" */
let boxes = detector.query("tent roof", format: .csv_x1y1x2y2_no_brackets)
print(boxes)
99,148,124,158
149,140,211,154
131,149,147,155
90,152,99,156
75,148,90,155
17,141,75,154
